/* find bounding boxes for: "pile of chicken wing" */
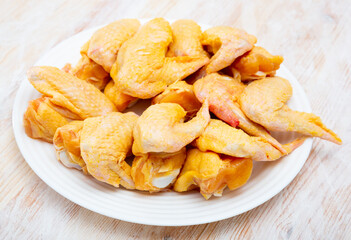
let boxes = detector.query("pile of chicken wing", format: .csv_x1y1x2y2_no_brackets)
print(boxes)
23,18,342,199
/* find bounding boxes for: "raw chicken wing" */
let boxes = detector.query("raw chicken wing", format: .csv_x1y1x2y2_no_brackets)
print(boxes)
104,81,137,112
239,77,342,144
28,66,116,119
202,26,257,73
64,19,140,89
232,46,283,81
80,112,138,189
64,54,110,90
23,97,69,142
167,19,209,59
53,121,86,172
194,73,244,127
133,101,210,155
174,148,252,199
131,148,186,192
111,18,209,99
152,81,201,118
194,73,285,153
194,120,305,161
86,19,140,72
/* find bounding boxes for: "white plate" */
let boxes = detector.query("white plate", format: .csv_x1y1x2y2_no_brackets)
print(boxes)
12,20,312,226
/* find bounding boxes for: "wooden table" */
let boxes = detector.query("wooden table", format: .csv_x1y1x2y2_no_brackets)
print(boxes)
1,0,350,239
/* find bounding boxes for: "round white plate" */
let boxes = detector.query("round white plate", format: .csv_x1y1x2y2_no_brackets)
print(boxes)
12,20,312,226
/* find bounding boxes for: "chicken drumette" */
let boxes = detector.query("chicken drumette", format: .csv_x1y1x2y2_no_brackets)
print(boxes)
131,148,186,192
174,148,253,199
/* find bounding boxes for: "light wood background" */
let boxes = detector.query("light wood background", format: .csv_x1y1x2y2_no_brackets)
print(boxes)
1,0,350,239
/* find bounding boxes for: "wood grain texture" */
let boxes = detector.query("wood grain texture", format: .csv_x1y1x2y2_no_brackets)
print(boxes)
1,0,350,239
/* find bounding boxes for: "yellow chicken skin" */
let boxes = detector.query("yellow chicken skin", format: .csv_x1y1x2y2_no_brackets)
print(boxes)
194,73,244,127
194,73,285,153
63,41,110,90
64,55,110,90
28,66,116,119
80,112,138,189
202,26,257,73
23,97,70,143
232,46,284,81
174,148,253,199
133,101,210,155
86,19,140,72
239,77,342,144
152,81,202,118
131,148,186,192
53,121,86,173
104,81,137,112
63,20,140,90
194,120,305,161
167,19,209,59
111,18,209,99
